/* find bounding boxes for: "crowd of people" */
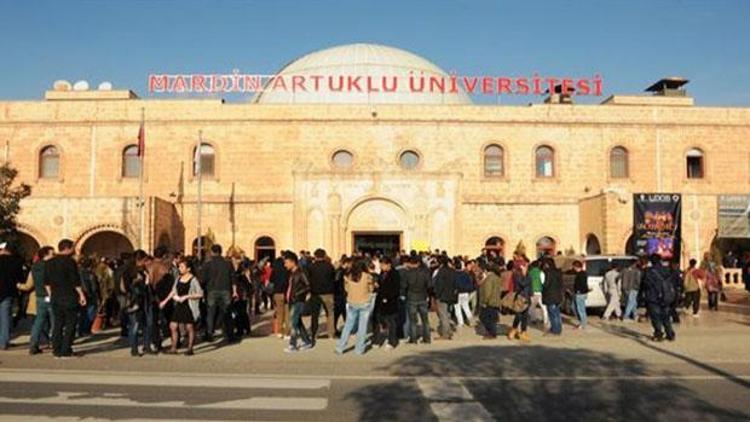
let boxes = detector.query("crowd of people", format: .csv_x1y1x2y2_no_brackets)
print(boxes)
0,238,747,357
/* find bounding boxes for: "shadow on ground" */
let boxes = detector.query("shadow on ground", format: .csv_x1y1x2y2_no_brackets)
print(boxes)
346,344,750,422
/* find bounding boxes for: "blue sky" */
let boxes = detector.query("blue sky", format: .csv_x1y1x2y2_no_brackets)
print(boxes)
1,0,749,105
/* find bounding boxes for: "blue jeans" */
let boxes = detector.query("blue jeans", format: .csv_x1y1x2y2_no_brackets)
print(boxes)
289,302,311,349
336,302,371,354
128,312,146,353
624,290,639,320
0,296,12,348
575,294,588,328
30,297,54,350
547,303,562,334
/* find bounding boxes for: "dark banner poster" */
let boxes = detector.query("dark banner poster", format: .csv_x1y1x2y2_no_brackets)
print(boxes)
718,195,750,238
633,193,682,260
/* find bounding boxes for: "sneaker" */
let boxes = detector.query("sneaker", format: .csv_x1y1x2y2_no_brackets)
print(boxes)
384,344,394,351
276,333,283,338
284,346,299,354
334,348,344,355
299,342,313,351
29,347,42,356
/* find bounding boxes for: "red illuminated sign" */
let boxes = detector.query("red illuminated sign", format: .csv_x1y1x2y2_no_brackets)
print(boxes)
148,71,603,96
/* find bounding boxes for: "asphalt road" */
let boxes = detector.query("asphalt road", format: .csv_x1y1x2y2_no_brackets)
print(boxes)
1,298,749,421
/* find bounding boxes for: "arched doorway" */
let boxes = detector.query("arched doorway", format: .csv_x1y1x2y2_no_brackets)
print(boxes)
80,230,134,259
156,231,172,250
585,234,602,255
346,198,408,256
625,234,636,256
536,236,557,258
484,236,505,258
254,236,276,261
17,232,41,261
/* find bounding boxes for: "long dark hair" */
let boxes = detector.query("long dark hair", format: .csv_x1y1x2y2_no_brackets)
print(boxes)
346,259,368,282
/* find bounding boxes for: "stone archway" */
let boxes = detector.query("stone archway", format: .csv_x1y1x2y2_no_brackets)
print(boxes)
80,230,135,259
585,233,602,255
17,231,41,261
344,197,410,255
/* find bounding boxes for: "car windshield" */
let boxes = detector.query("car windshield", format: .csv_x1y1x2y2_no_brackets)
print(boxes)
586,258,636,277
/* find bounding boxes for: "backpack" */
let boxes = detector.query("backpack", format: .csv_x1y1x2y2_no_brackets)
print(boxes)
657,269,677,306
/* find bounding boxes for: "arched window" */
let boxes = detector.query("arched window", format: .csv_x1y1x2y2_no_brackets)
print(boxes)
193,143,215,177
484,144,504,177
39,145,60,179
536,236,557,258
535,146,555,178
332,150,354,169
254,236,276,261
122,145,141,178
610,146,629,178
484,236,505,257
686,148,704,179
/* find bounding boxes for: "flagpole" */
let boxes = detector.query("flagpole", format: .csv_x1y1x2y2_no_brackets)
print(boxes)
196,130,203,260
138,107,145,250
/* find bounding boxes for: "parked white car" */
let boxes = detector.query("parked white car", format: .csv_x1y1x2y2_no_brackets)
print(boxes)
558,255,639,311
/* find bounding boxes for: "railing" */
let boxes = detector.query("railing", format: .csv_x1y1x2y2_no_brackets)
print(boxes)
722,268,744,289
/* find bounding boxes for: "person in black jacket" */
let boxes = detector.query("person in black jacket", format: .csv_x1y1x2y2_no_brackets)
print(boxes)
271,253,289,338
284,252,312,352
541,258,564,335
307,249,337,342
374,257,400,349
573,260,589,330
200,244,237,344
0,242,25,350
44,239,87,358
643,254,676,342
433,256,457,340
401,256,432,344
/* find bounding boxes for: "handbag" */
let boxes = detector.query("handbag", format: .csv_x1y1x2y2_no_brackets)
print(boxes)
501,292,516,311
512,293,530,313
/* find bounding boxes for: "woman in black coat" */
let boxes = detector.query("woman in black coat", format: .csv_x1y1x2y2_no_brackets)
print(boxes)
374,257,401,349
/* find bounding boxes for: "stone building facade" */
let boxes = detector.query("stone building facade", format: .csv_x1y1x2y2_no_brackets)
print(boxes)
1,44,749,261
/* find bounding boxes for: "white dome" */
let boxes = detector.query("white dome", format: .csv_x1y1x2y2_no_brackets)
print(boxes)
253,43,471,105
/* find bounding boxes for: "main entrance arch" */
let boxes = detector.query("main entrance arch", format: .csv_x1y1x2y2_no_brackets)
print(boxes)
344,197,409,255
80,230,135,259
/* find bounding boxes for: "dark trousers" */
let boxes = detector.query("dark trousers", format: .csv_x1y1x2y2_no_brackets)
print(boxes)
648,303,675,340
407,301,431,343
206,290,234,341
374,312,399,347
153,303,171,350
233,299,250,337
512,307,529,331
51,298,78,357
334,294,347,334
707,291,719,310
309,294,335,340
480,306,499,336
684,290,701,315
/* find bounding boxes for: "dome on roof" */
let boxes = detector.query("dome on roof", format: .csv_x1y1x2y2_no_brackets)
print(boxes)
253,43,471,105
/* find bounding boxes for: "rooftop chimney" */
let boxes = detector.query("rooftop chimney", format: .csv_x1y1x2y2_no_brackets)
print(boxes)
544,84,575,104
645,77,689,97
